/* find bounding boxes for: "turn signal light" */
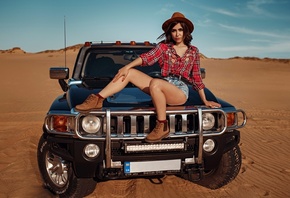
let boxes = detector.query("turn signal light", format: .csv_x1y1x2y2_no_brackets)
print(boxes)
53,115,67,132
130,41,136,45
227,113,236,126
115,41,121,45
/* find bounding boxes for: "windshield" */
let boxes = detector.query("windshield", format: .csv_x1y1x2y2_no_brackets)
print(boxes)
82,48,160,79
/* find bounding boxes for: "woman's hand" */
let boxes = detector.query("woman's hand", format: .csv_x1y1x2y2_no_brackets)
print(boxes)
198,89,221,108
112,57,143,82
204,100,221,108
113,66,130,82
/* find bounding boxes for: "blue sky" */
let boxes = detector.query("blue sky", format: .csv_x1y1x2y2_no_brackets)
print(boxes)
0,0,289,58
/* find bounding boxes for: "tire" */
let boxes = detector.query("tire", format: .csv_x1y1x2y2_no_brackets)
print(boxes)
37,135,97,197
183,145,242,189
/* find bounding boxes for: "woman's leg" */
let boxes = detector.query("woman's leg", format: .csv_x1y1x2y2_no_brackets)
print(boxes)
149,78,187,120
75,69,152,111
99,69,152,98
145,79,187,142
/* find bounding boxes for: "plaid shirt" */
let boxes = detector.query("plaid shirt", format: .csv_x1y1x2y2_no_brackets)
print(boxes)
140,43,205,91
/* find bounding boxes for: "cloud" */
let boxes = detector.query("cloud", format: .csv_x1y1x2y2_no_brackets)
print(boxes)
198,6,241,17
246,0,282,18
214,40,290,54
156,3,175,15
196,18,212,27
199,0,289,20
214,22,290,56
205,7,240,17
247,0,271,13
249,39,276,43
215,45,261,52
268,41,290,53
218,24,290,39
181,0,241,17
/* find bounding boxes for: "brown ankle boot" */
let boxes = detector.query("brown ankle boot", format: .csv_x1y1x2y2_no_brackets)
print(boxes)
145,120,169,143
75,94,104,112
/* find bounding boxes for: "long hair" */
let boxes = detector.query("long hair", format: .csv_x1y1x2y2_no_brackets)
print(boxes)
157,21,192,46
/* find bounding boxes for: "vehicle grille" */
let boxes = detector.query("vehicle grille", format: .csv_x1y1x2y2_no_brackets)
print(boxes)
105,113,198,135
45,107,229,139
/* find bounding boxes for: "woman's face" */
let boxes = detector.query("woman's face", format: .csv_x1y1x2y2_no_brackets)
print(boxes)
171,23,184,44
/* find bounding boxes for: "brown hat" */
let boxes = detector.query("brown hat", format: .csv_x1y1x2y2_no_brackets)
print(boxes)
162,12,194,33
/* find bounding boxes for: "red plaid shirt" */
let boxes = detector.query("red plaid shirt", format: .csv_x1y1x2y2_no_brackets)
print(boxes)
140,43,205,91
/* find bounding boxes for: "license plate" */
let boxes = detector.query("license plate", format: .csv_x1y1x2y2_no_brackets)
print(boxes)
124,159,181,173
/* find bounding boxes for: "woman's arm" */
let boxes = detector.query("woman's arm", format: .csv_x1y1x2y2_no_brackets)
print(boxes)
125,57,143,69
191,48,220,108
113,43,164,82
198,89,221,108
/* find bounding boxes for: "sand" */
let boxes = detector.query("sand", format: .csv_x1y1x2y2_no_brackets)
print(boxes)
0,51,290,198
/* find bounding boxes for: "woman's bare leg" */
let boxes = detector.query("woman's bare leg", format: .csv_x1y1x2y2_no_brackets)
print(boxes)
145,78,186,142
99,69,152,98
149,78,187,120
76,69,152,111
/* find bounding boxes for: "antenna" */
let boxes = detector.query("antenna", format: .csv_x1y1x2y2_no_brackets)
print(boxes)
64,16,67,67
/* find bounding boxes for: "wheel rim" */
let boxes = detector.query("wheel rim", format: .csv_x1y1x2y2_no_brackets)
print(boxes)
45,151,69,187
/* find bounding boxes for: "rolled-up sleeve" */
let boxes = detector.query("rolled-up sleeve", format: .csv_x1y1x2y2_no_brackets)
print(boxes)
140,43,164,66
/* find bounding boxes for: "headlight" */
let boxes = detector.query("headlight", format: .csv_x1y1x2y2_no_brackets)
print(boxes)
203,139,215,152
82,115,101,133
202,113,215,130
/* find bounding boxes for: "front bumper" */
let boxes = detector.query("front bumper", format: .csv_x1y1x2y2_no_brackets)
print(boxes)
46,129,240,179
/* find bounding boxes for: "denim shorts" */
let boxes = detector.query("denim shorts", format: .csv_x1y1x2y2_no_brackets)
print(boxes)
163,76,189,99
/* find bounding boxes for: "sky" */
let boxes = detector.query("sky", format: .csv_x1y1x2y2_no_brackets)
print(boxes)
0,0,290,58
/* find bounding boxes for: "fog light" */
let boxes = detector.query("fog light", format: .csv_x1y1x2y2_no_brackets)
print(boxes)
84,144,100,158
203,139,215,152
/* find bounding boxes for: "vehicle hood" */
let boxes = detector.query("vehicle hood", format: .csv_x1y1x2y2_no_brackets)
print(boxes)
49,84,234,112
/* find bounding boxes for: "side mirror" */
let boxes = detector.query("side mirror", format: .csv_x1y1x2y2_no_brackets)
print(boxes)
50,67,69,79
200,68,206,79
50,67,69,92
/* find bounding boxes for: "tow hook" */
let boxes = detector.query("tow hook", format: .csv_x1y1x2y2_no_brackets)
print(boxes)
188,164,204,182
149,177,163,184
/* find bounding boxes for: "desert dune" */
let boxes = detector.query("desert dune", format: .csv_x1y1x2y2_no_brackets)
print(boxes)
0,48,290,197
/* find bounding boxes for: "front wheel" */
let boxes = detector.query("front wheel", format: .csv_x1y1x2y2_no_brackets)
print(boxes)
182,145,242,189
37,135,97,197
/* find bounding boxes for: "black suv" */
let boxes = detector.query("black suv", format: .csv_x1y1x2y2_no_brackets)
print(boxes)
37,41,247,197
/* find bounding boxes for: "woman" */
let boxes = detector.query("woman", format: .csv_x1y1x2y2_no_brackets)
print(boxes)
75,12,221,142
